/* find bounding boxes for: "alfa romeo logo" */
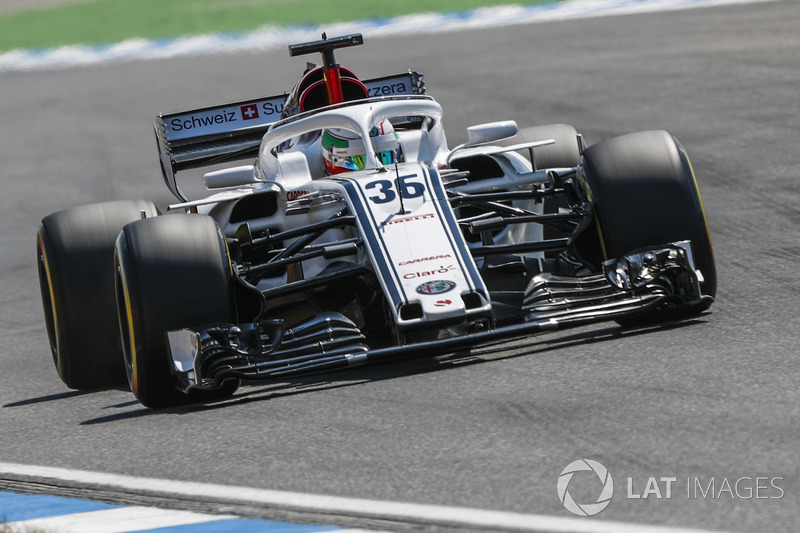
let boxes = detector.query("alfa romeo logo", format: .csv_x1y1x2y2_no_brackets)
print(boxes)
557,459,614,516
416,280,456,295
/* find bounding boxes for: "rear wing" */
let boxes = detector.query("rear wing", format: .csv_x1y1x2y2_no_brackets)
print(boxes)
155,71,425,201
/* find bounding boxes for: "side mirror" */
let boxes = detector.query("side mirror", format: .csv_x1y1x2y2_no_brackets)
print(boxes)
204,165,259,189
465,121,518,147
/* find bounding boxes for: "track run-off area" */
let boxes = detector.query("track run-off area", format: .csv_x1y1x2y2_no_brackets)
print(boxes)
0,0,797,531
0,0,782,73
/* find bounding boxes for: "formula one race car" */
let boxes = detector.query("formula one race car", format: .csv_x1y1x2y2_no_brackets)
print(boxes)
37,34,715,408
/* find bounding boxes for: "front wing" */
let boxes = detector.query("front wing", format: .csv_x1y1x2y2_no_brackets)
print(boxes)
166,241,711,393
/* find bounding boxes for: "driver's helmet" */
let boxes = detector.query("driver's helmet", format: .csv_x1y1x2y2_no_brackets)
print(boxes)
321,119,401,174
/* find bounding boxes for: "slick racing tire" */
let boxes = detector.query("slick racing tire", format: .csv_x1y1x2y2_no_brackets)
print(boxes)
500,124,583,244
37,200,160,390
577,130,716,319
500,124,583,170
115,214,239,409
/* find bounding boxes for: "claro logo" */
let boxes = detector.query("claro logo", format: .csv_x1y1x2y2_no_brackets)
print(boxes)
403,265,456,279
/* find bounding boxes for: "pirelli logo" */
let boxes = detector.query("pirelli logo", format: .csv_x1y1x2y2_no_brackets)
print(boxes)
380,213,434,226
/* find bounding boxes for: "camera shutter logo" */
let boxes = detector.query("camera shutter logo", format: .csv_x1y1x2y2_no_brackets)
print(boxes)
557,459,614,516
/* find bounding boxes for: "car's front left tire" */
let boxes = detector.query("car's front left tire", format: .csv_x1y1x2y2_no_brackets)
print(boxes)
115,214,239,408
577,130,716,318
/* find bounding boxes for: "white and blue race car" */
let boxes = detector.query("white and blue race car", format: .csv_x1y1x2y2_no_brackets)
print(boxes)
37,33,716,408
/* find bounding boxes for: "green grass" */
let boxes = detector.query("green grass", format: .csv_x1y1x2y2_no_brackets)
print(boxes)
0,0,556,53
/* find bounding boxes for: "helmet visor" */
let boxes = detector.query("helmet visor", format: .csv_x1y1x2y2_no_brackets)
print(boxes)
338,154,366,171
331,150,396,171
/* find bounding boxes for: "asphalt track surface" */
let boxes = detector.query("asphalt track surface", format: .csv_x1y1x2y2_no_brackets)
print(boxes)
0,1,798,531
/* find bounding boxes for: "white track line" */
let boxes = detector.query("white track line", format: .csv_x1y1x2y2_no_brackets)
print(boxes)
0,462,730,533
8,507,236,533
0,0,781,73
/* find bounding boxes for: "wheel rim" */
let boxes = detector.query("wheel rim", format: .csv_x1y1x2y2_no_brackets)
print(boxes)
37,238,60,365
116,262,138,395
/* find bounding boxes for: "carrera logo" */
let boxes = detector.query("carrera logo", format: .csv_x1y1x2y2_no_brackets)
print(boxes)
398,254,452,266
403,265,456,280
241,104,260,120
169,111,238,131
416,280,456,295
434,299,452,307
380,213,434,226
287,189,310,201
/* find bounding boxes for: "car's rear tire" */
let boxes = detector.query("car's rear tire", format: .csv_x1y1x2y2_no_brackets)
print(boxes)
115,214,239,408
500,124,583,170
501,124,583,244
577,130,716,318
37,200,159,390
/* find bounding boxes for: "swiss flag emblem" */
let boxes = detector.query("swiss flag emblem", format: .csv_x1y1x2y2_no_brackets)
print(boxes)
240,104,259,120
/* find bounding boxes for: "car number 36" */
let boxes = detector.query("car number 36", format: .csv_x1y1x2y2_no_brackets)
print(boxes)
365,174,425,204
